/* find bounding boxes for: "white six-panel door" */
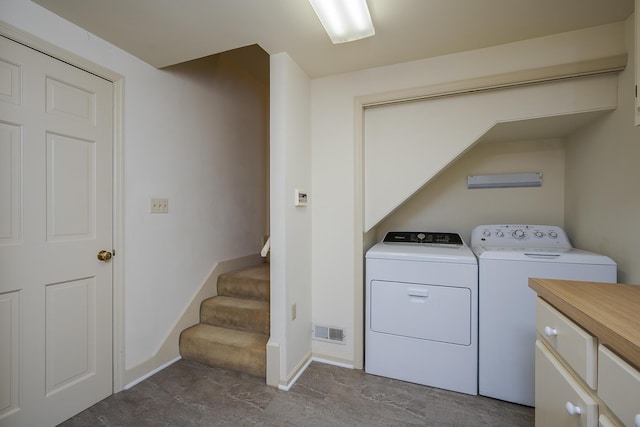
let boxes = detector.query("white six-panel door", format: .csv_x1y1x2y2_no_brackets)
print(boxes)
0,35,113,426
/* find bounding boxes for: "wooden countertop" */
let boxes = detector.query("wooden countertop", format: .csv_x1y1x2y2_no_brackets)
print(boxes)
529,278,640,370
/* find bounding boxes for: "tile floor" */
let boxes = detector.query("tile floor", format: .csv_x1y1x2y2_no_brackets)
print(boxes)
59,359,534,426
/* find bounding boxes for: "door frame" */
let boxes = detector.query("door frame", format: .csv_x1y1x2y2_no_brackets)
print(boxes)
0,21,126,392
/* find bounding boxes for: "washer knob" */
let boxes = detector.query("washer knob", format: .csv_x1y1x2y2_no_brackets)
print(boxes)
513,229,525,239
417,233,426,240
496,231,504,237
534,231,544,238
549,231,558,238
483,230,491,237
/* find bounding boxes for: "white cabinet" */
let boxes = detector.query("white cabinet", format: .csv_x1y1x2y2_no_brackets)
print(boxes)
535,297,640,427
601,414,621,427
636,0,640,125
535,340,598,427
598,345,640,427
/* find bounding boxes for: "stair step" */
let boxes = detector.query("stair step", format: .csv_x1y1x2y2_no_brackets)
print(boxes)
217,263,269,302
200,296,269,335
179,324,268,377
179,263,271,378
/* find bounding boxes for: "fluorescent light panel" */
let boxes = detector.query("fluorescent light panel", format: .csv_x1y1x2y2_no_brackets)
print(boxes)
467,172,543,189
309,0,375,44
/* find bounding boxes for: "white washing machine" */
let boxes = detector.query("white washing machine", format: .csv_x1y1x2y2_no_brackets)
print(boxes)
365,231,478,395
471,224,616,407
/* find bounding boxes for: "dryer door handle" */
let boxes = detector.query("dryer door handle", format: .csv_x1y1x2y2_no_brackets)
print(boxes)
407,288,429,298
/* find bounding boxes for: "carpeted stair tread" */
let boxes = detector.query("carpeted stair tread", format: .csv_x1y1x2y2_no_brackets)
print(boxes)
217,263,269,302
179,324,267,378
179,263,270,378
200,296,270,335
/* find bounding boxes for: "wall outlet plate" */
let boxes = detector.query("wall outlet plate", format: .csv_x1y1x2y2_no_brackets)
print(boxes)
150,198,168,213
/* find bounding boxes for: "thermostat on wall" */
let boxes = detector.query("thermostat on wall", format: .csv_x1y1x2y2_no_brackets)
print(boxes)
295,189,308,207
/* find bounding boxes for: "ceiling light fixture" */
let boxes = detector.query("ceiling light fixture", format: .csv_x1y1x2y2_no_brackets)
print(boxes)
308,0,375,44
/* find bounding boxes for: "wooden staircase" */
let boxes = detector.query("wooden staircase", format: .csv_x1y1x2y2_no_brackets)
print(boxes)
179,263,269,377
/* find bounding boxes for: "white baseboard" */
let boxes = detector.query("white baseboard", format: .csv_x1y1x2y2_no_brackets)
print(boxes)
311,356,354,369
277,354,355,391
124,356,181,390
278,356,312,391
123,352,355,392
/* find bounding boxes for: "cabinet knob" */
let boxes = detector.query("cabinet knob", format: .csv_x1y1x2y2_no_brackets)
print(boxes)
565,401,582,416
544,326,558,337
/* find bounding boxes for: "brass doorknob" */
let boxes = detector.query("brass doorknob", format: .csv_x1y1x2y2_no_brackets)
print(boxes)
97,250,113,262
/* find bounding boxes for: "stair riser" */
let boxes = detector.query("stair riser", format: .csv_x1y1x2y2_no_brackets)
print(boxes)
201,303,269,335
180,329,266,378
217,277,269,302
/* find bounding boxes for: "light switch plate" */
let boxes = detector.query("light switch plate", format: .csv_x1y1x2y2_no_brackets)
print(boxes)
294,189,308,207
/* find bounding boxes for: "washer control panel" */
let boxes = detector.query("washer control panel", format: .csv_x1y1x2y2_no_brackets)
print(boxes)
384,231,464,246
471,224,571,248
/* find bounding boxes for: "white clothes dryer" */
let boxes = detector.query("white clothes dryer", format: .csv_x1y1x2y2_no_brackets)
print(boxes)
471,224,616,407
365,231,478,395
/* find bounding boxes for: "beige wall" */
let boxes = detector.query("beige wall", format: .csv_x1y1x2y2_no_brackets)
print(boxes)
2,0,270,383
269,52,313,386
565,15,640,284
376,139,567,245
311,22,627,368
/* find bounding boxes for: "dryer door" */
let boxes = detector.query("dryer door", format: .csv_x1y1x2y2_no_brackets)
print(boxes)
370,281,471,345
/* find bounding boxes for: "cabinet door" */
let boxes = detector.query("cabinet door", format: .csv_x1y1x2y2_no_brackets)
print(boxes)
536,340,598,427
598,345,640,427
598,414,621,427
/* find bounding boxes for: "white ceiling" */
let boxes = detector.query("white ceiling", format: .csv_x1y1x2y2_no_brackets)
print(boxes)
31,0,634,78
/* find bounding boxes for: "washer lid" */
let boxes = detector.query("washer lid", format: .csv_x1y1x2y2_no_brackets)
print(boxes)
366,241,477,264
476,247,616,265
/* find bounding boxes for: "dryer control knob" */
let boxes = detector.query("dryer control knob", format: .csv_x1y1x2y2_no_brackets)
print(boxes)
483,230,491,237
513,229,525,239
549,231,558,238
496,231,504,237
534,231,544,238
